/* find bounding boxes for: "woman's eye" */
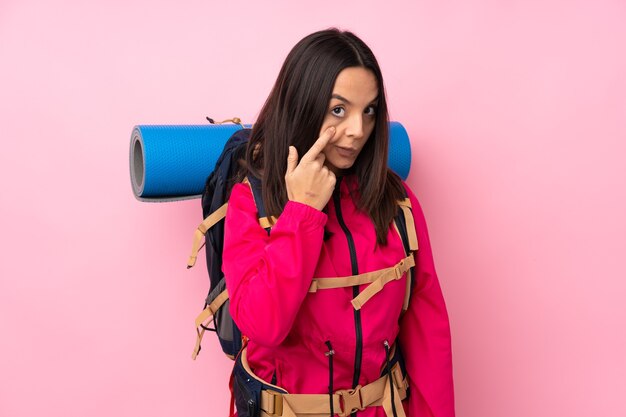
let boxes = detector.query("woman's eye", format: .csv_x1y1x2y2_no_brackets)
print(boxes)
364,105,377,116
331,107,345,117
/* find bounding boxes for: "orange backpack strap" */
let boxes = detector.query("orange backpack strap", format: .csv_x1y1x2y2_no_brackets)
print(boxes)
393,198,419,311
186,203,229,269
306,199,420,312
186,176,274,270
396,198,418,251
309,255,415,310
244,176,277,230
191,289,230,360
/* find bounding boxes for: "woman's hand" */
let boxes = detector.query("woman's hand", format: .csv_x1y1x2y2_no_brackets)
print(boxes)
285,126,337,211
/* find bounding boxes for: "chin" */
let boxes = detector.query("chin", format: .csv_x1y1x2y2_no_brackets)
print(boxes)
327,160,355,172
328,164,354,175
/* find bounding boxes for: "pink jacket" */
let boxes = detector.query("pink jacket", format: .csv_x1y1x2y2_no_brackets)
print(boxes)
223,176,455,417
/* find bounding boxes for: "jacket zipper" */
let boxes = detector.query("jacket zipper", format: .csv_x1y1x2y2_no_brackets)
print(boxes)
332,178,363,391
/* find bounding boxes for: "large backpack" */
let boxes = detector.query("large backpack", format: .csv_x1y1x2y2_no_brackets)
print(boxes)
186,127,419,361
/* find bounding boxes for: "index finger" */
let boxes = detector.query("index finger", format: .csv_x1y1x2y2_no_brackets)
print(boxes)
301,126,335,162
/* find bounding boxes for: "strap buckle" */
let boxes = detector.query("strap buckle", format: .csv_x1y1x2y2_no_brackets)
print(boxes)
337,385,364,417
392,362,408,390
394,260,405,279
265,390,284,417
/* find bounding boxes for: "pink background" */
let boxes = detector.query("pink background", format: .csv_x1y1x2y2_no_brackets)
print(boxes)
1,1,625,416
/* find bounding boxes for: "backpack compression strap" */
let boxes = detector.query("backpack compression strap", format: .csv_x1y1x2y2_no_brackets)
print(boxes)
186,203,229,268
191,288,230,360
186,179,272,269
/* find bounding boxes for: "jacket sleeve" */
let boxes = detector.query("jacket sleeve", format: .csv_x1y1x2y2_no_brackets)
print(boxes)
222,183,328,347
398,184,455,417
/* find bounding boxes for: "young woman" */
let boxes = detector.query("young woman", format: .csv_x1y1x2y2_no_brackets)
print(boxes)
222,29,454,417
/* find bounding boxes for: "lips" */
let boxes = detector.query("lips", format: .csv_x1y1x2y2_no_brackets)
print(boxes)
335,146,358,158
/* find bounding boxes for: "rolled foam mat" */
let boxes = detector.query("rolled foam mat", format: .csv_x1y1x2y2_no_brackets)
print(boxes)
130,122,411,202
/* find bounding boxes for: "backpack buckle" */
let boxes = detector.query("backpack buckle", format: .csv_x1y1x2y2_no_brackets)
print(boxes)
394,260,405,279
336,385,364,417
264,390,283,417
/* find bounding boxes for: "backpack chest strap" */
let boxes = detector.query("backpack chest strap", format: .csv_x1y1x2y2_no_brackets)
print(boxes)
308,255,415,310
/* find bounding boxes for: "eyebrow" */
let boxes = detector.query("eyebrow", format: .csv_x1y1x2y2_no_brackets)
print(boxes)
331,94,379,106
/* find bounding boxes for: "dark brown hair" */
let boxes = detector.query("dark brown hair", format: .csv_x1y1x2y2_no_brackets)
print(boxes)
246,28,405,245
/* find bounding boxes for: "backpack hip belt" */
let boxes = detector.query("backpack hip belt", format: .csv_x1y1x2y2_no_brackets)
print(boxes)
237,347,408,417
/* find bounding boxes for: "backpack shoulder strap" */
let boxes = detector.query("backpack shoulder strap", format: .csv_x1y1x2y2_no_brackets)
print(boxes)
393,196,419,312
395,198,418,252
243,175,276,233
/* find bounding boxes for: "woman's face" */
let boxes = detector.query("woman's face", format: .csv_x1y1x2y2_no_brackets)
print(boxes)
318,66,379,174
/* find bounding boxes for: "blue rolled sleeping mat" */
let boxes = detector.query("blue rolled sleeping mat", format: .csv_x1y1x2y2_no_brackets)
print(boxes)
129,122,412,202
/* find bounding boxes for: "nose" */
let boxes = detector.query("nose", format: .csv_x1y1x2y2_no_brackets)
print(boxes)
344,114,364,140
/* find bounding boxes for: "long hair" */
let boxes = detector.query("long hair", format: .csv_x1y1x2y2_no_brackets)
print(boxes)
246,28,405,245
